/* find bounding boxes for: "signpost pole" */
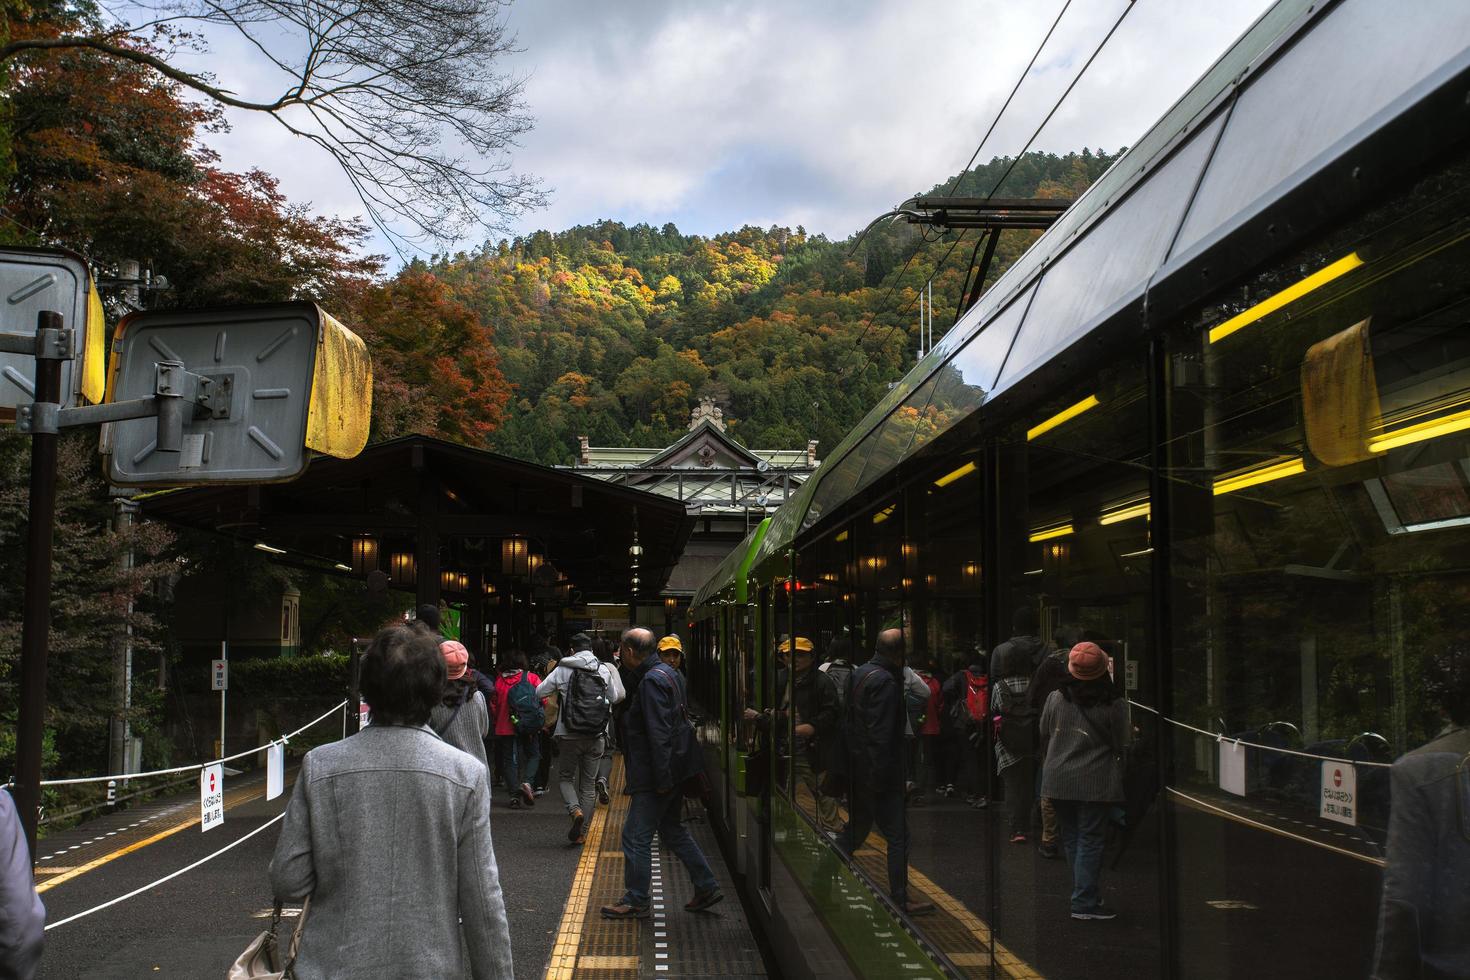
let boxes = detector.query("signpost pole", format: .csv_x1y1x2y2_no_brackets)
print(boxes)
218,639,227,760
15,311,65,859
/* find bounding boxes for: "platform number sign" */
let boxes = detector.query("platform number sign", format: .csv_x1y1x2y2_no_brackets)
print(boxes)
1320,761,1357,826
201,763,224,832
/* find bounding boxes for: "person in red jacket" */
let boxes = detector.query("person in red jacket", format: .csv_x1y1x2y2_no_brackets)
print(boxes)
490,650,542,808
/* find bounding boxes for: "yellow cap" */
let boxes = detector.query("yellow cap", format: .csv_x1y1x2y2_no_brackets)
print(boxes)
778,636,815,654
658,635,683,652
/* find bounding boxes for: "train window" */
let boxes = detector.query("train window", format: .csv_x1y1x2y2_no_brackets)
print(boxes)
790,526,857,831
1161,150,1470,979
993,354,1161,978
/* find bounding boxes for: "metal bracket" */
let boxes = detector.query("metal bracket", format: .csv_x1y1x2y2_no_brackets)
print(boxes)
15,403,59,435
0,327,75,361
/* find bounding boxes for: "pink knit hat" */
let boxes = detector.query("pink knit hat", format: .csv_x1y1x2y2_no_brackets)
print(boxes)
1068,642,1109,682
440,640,469,681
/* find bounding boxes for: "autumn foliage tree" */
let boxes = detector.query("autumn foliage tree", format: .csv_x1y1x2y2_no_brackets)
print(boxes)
351,269,512,444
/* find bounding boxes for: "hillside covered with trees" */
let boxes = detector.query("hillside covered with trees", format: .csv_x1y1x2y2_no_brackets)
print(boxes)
432,149,1120,464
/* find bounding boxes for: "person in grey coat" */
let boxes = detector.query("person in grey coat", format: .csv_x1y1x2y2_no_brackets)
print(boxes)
0,789,43,979
1039,641,1128,922
431,639,491,773
1373,646,1470,979
270,622,513,979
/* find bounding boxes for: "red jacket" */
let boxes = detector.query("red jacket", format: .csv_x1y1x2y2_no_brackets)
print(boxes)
490,669,541,736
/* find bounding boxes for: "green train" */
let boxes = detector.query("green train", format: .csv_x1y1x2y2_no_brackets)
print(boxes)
684,1,1470,977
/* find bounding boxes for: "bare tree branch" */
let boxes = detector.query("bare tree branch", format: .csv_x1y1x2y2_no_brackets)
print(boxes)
1,0,544,245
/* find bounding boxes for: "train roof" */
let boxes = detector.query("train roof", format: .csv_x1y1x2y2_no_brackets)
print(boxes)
698,0,1470,592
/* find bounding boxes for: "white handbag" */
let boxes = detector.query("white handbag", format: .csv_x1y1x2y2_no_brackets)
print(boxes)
228,897,310,980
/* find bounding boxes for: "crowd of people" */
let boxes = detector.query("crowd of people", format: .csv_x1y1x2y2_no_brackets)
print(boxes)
266,614,720,978
757,607,1133,923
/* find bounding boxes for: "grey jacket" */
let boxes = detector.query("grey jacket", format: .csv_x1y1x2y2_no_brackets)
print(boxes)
269,724,513,979
1039,689,1128,803
1372,726,1470,980
0,791,42,979
430,688,490,771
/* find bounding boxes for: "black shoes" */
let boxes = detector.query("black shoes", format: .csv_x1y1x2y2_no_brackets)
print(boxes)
1071,904,1118,921
601,903,650,919
685,888,724,912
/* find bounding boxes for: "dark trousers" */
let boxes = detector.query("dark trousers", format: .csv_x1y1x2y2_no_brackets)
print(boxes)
1001,757,1035,836
619,790,718,907
1055,800,1109,913
837,784,910,905
496,732,540,796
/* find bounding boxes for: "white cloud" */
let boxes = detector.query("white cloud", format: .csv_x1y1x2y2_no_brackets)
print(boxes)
162,0,1276,259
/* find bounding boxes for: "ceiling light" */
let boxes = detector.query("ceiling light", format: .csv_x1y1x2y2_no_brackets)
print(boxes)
1099,499,1151,525
1028,524,1073,543
1027,396,1100,441
1212,457,1305,496
934,461,977,488
1369,405,1470,454
1208,253,1362,344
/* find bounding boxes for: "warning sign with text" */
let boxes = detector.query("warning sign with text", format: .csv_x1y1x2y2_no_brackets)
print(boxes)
1320,761,1357,826
201,763,224,832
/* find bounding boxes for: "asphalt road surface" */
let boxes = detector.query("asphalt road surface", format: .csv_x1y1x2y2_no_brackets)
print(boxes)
37,759,584,978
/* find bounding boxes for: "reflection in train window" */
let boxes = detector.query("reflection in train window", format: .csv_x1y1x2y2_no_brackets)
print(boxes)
1162,153,1470,979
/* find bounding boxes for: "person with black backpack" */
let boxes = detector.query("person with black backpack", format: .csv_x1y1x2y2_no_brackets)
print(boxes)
991,606,1047,843
537,633,626,843
490,650,544,809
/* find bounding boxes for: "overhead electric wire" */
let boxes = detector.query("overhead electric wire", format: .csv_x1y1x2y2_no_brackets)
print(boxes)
850,0,1140,382
840,0,1074,378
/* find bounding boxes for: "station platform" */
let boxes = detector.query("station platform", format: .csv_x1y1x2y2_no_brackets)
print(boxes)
545,761,766,980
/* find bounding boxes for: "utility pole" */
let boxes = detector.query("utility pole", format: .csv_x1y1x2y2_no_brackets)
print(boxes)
14,312,65,856
107,497,139,778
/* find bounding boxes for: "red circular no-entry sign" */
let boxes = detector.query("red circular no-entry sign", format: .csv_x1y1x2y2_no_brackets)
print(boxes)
1333,768,1342,788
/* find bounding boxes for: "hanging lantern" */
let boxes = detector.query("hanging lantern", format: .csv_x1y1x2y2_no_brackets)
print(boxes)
389,552,416,587
501,536,529,576
441,568,457,592
526,553,544,578
961,561,981,589
350,534,379,574
664,597,677,614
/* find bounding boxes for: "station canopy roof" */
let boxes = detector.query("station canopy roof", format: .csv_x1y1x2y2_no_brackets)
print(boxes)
138,435,695,602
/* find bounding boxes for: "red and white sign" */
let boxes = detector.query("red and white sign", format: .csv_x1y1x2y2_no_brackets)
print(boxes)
201,763,224,832
210,659,228,691
1320,761,1357,826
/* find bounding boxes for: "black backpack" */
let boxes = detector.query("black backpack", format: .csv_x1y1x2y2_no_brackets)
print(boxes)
561,664,612,737
825,660,854,711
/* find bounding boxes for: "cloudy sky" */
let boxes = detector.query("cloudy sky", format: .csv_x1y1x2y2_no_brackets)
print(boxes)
183,0,1275,258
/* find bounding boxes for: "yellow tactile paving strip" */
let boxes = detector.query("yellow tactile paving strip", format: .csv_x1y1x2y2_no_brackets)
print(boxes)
545,760,639,980
793,784,1043,979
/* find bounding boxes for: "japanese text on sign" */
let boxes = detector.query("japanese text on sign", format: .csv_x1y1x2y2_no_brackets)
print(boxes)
211,659,228,691
200,763,224,832
1320,761,1357,826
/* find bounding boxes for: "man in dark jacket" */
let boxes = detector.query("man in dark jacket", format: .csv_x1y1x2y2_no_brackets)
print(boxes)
776,637,840,825
602,627,722,919
834,628,932,915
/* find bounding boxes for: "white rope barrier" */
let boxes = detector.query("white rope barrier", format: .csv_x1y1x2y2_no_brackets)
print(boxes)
31,700,349,788
43,813,287,931
1129,699,1392,769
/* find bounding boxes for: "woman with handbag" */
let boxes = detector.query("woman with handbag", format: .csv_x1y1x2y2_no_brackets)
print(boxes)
267,621,514,978
1038,641,1129,923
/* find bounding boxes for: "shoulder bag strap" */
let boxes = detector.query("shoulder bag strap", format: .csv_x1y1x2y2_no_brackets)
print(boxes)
281,895,311,978
1075,701,1122,760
